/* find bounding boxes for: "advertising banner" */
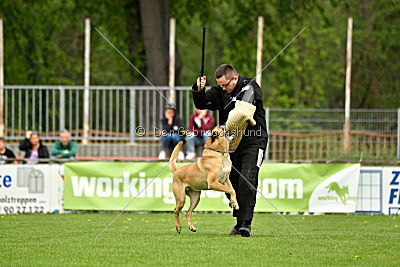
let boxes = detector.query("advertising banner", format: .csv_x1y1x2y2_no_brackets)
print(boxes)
64,162,360,213
382,167,400,215
0,164,63,214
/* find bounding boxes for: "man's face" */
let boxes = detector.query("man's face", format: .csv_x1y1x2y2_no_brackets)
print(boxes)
216,75,238,94
60,133,70,146
30,134,39,146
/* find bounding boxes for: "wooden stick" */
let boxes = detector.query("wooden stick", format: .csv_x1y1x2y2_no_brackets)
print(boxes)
168,18,176,104
256,16,264,87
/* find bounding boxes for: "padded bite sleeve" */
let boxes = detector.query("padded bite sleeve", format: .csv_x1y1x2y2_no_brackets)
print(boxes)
225,100,256,151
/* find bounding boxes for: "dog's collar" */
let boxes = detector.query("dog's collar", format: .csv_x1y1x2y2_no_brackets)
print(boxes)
204,147,229,155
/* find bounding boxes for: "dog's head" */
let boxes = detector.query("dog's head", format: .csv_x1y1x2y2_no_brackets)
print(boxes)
204,126,229,152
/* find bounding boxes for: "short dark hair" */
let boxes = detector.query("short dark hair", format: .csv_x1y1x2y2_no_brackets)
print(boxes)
0,137,5,143
215,64,238,79
30,131,39,138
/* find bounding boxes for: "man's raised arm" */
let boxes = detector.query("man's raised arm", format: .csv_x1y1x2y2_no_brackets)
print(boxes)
191,76,220,111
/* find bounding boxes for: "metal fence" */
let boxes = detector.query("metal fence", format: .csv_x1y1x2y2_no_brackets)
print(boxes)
2,85,200,141
268,108,399,161
2,86,399,160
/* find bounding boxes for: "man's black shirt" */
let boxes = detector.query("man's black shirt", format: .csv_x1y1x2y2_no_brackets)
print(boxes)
192,76,268,144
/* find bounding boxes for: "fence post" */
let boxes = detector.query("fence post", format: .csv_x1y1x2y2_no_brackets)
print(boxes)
59,86,65,131
83,18,91,144
0,18,4,137
265,107,270,161
256,16,264,87
342,17,353,153
398,108,400,159
168,18,176,105
129,88,136,143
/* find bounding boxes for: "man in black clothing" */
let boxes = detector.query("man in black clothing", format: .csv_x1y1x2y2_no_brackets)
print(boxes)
192,64,268,237
0,137,17,164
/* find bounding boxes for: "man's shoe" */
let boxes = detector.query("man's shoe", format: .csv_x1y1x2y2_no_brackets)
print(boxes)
186,152,196,160
178,151,185,161
229,225,240,236
238,223,251,237
158,150,166,160
229,220,243,236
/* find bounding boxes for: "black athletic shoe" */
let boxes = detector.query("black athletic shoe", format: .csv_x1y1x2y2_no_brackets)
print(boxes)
229,226,240,235
229,220,243,236
238,222,251,237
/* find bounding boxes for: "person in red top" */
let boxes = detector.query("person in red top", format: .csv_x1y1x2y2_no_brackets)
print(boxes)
186,109,215,160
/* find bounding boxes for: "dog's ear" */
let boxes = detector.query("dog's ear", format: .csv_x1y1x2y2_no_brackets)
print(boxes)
211,134,216,143
210,130,220,142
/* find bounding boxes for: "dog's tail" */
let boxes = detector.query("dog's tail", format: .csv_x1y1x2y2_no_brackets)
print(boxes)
169,141,183,173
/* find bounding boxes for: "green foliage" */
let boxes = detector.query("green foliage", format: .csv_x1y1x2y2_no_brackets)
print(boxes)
0,0,399,107
173,0,400,108
0,0,143,85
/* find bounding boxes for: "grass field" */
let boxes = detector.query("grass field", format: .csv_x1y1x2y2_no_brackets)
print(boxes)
1,212,399,266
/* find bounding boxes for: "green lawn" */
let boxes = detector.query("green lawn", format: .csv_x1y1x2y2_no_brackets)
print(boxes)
1,213,399,266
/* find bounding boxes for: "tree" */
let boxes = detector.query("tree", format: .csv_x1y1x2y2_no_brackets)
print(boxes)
0,0,399,108
139,0,170,85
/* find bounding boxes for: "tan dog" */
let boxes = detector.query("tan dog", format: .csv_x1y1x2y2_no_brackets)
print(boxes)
169,126,239,233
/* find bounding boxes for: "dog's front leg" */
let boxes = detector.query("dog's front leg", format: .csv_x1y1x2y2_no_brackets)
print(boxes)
224,178,239,210
207,175,239,210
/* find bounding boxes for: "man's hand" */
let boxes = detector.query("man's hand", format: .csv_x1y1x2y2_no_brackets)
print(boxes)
166,115,173,125
197,76,206,91
197,109,207,119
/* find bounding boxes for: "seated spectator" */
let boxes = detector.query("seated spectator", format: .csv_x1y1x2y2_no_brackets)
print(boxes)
186,109,214,160
158,105,185,161
0,137,17,164
19,131,49,164
51,130,77,159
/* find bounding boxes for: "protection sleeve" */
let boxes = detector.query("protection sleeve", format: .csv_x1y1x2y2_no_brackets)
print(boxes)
225,100,256,151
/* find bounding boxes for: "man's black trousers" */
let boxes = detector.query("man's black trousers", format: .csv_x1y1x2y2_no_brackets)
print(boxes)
228,137,268,221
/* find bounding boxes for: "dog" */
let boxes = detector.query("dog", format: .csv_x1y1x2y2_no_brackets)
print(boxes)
169,126,239,233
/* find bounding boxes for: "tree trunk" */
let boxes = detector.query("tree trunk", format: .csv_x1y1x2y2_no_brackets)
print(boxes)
139,0,169,86
126,0,145,85
359,0,379,107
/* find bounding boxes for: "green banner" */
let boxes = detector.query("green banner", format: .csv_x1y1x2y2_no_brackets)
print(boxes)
64,162,360,212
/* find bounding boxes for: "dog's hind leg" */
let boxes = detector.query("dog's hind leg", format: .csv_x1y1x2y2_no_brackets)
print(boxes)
185,189,201,232
172,180,185,234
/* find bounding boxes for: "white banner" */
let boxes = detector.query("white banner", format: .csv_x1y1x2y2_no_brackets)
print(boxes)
0,164,63,214
309,164,360,213
382,167,400,215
